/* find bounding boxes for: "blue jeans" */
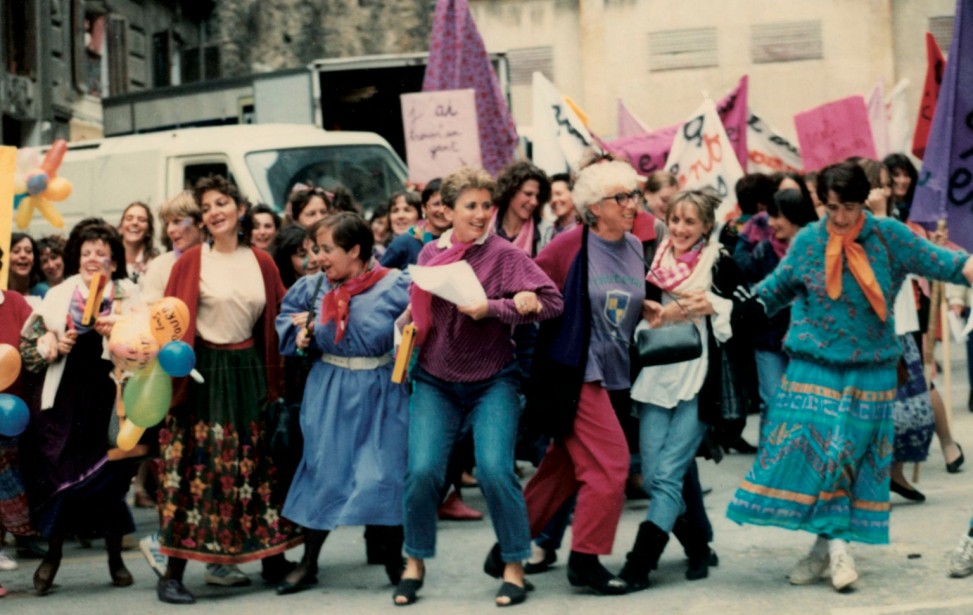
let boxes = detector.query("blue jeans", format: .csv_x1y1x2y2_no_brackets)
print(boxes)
755,349,788,443
404,364,531,562
638,397,707,533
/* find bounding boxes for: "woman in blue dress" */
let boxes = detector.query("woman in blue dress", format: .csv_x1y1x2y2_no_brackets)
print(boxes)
275,212,411,594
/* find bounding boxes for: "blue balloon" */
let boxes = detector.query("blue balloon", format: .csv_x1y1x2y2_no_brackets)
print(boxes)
0,394,29,437
26,172,48,196
158,341,196,377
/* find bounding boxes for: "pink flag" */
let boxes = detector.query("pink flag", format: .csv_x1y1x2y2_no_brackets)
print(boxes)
423,0,518,176
605,124,680,176
794,96,877,172
715,75,749,169
617,99,649,138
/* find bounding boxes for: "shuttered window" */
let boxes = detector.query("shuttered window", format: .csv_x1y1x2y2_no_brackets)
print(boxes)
750,20,823,64
648,28,718,72
507,46,553,85
107,14,130,95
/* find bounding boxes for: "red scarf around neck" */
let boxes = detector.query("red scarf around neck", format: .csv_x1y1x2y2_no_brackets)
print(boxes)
320,263,390,343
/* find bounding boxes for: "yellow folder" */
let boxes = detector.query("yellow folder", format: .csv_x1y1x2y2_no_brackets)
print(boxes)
391,324,417,384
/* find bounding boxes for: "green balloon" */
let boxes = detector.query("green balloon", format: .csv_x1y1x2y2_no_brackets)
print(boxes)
124,359,173,428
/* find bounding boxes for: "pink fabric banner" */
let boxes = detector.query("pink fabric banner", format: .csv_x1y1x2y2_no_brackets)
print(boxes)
423,0,518,177
716,75,749,169
617,99,649,138
793,96,877,172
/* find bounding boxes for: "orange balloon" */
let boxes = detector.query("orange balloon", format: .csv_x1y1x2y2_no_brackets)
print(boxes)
43,176,73,201
115,419,146,452
0,344,22,391
149,298,190,345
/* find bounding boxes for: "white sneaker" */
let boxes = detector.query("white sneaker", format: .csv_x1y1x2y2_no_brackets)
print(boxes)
139,532,166,578
949,535,973,578
829,551,859,591
204,564,252,587
0,551,17,571
788,551,829,585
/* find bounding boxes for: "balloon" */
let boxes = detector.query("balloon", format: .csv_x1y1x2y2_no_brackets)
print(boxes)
13,178,26,194
109,311,160,372
34,197,65,228
0,344,22,391
123,360,172,428
41,139,68,176
149,298,191,346
43,176,72,201
115,420,146,452
158,341,196,377
26,170,48,195
0,394,29,437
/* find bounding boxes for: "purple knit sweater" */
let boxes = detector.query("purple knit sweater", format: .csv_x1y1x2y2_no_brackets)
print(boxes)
417,234,563,382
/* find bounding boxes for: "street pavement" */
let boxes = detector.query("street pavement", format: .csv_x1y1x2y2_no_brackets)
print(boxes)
5,352,973,615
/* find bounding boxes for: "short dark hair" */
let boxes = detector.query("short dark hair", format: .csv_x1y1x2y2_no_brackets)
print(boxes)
550,173,573,190
882,152,918,205
250,203,281,230
288,185,332,225
271,224,308,289
494,161,551,222
10,232,43,288
816,162,871,205
735,174,778,216
64,218,127,281
194,174,252,245
421,179,442,206
316,211,374,264
387,191,422,220
767,188,818,228
118,201,158,259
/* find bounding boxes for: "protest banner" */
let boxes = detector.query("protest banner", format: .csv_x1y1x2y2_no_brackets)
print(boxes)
665,98,744,222
401,89,481,184
867,80,891,158
423,0,517,176
617,99,649,138
746,110,802,174
0,147,13,290
911,0,973,252
716,75,749,169
794,96,877,172
913,32,946,160
531,71,595,175
887,78,914,156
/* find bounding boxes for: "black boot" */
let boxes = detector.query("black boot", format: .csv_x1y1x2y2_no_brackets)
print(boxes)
378,525,405,585
618,521,669,592
364,525,385,565
566,551,629,595
672,516,717,581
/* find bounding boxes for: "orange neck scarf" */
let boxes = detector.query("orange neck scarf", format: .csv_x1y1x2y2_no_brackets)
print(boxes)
825,213,886,321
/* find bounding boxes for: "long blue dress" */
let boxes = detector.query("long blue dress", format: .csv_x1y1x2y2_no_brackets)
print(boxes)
277,270,411,530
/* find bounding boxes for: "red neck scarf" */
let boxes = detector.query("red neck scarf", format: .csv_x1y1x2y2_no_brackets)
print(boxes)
320,263,391,343
410,234,476,346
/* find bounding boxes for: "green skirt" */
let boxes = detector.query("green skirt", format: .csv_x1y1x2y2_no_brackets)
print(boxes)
158,343,303,564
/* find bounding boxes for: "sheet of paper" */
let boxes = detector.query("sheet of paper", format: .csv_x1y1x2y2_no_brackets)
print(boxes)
408,261,487,307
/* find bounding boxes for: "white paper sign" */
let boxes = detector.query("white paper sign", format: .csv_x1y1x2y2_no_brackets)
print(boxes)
401,89,481,184
408,261,487,307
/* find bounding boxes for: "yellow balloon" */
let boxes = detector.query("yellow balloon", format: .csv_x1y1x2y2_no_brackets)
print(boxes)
14,178,26,194
42,176,72,202
0,344,22,391
115,419,146,452
15,197,35,229
35,198,64,228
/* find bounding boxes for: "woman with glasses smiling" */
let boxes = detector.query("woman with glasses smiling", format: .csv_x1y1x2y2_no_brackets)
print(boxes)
517,161,649,595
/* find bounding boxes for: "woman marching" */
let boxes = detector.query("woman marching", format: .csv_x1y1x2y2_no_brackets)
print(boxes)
395,167,563,608
156,175,302,604
726,161,973,591
275,213,410,594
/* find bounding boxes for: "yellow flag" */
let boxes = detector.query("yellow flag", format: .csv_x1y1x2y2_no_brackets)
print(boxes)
0,147,16,291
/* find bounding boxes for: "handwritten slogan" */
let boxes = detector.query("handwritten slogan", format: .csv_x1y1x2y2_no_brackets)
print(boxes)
665,98,744,222
793,96,877,172
747,111,802,174
401,89,481,184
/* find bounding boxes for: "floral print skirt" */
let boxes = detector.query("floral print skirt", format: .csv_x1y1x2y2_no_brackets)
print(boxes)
158,344,303,564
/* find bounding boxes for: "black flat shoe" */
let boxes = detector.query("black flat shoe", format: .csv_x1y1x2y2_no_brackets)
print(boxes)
686,548,718,580
275,569,319,595
495,581,527,607
524,549,557,574
157,578,196,604
948,444,965,474
33,559,60,595
890,479,926,502
566,559,628,595
723,437,757,454
110,563,135,587
261,558,297,585
392,577,423,606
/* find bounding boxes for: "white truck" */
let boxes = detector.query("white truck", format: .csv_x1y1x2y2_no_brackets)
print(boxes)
27,123,407,237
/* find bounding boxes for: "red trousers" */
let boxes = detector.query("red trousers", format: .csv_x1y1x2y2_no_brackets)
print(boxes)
523,383,629,555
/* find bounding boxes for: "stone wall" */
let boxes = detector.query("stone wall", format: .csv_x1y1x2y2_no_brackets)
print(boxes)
214,0,433,78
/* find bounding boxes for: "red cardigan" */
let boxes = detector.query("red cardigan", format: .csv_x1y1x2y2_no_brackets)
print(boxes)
163,245,286,406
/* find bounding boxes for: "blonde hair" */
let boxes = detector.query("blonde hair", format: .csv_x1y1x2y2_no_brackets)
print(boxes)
159,190,201,224
440,167,496,208
666,189,719,237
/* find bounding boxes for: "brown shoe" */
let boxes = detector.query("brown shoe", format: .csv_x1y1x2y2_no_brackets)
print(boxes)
438,492,483,521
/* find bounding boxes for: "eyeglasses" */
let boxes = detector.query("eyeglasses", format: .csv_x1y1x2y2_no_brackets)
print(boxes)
601,191,641,206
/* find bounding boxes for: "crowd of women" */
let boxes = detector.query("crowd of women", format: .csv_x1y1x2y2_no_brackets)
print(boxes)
2,148,973,606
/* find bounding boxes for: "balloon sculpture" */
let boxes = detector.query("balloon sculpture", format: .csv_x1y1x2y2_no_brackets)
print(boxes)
13,139,70,229
0,343,28,437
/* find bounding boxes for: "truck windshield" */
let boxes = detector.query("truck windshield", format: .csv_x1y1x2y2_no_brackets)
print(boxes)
245,145,406,216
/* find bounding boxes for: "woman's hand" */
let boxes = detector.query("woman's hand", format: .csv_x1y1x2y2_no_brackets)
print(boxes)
457,300,489,321
57,330,78,357
513,291,542,315
642,300,663,328
291,311,309,329
38,331,59,363
678,290,716,318
296,326,312,350
94,314,118,337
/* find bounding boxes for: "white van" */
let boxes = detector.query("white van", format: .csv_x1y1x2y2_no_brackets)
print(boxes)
28,124,407,237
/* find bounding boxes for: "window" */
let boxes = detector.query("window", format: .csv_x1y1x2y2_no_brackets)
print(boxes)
181,45,221,83
152,30,183,87
648,28,718,72
751,21,823,64
507,46,554,85
4,0,38,77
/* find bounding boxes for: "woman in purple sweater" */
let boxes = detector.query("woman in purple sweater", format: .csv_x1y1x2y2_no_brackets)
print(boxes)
394,167,563,608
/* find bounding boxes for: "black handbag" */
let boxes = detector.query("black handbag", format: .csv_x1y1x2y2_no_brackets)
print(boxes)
635,321,703,367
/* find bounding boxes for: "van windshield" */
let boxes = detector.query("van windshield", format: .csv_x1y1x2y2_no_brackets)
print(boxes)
245,145,406,216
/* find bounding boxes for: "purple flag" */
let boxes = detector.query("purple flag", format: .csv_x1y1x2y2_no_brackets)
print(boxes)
715,75,749,169
423,0,518,177
911,0,973,253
